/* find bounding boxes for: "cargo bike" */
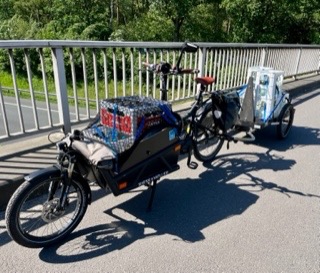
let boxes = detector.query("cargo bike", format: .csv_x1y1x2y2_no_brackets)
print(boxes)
5,43,294,248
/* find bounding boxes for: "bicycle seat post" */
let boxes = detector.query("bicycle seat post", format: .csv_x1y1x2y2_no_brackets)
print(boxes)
195,84,206,103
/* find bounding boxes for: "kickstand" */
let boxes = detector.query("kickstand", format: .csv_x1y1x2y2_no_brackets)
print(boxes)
147,179,157,212
187,148,198,169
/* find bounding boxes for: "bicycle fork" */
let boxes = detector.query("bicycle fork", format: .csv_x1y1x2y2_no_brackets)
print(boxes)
47,153,75,211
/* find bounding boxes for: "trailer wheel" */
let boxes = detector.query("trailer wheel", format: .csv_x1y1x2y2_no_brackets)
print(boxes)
276,103,294,139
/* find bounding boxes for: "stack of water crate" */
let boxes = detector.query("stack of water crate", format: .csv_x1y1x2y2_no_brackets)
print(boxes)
240,66,287,125
83,96,170,153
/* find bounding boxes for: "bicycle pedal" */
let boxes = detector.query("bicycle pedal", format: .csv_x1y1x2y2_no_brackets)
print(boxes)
188,161,198,169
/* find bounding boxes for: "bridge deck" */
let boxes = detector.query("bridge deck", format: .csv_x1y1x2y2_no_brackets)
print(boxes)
0,74,319,210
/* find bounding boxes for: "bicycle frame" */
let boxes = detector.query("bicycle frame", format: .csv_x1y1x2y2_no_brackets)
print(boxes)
53,44,215,207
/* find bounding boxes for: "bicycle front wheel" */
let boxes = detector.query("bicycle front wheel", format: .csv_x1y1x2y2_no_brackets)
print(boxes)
5,176,89,248
193,108,224,162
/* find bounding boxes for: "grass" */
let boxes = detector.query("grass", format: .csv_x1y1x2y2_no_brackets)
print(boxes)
0,71,150,108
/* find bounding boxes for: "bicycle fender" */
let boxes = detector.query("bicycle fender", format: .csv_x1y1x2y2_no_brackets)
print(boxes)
25,165,61,181
197,101,212,117
24,165,92,204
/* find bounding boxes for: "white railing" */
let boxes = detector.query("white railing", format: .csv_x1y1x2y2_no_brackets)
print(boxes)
0,40,319,141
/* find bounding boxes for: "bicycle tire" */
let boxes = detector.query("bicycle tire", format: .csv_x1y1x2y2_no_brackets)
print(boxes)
193,107,224,162
6,176,88,248
276,103,294,139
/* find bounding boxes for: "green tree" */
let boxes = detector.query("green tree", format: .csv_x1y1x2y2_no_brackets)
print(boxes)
0,0,15,21
0,15,38,40
13,0,54,26
286,0,320,43
183,2,227,42
221,0,320,44
113,7,173,41
221,0,291,43
152,0,200,41
116,0,226,42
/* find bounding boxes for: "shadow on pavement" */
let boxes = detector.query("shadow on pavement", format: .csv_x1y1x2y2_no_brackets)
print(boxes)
1,78,319,258
38,149,318,263
244,124,320,152
292,88,319,107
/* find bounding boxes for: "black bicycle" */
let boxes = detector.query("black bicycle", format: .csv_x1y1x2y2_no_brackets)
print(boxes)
5,42,224,248
142,44,225,164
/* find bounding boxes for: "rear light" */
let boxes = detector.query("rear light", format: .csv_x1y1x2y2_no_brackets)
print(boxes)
118,181,128,190
174,144,181,152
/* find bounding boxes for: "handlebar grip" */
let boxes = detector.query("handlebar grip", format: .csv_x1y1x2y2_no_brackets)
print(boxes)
142,62,150,67
142,62,156,71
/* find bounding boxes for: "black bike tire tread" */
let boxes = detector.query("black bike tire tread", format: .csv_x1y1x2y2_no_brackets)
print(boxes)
276,103,294,139
193,108,224,162
5,178,88,248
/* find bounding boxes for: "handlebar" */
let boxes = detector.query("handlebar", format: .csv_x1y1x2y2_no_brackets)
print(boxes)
142,62,199,76
142,42,200,76
140,43,204,101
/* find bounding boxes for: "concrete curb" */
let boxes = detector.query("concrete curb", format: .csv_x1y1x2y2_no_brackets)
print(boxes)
0,141,55,211
0,177,25,211
283,74,320,98
0,74,319,211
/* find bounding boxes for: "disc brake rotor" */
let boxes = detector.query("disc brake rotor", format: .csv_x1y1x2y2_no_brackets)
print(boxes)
41,198,65,223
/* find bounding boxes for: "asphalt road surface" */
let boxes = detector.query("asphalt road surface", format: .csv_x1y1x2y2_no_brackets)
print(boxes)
0,96,90,136
0,88,319,272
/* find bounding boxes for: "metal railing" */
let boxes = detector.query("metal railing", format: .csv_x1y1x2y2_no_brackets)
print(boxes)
0,40,319,142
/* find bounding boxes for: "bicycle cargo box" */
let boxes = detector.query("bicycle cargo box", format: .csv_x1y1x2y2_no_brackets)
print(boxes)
97,126,181,195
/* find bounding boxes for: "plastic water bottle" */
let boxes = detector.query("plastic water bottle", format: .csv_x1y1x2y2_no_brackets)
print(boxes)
260,101,266,121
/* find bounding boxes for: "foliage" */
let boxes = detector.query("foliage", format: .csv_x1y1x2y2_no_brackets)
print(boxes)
1,0,320,88
0,0,319,44
113,7,174,41
221,0,320,44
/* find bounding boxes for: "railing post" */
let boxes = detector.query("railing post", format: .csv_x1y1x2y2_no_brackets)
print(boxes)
318,49,320,75
198,46,207,77
0,83,9,137
260,47,267,67
197,46,207,93
8,49,25,133
51,47,71,134
294,48,302,79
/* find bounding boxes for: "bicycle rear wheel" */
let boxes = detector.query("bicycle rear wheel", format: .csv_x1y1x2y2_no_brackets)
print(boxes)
193,108,224,162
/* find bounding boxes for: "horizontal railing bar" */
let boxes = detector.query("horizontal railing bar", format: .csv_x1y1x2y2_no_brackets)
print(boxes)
1,40,320,142
1,40,320,49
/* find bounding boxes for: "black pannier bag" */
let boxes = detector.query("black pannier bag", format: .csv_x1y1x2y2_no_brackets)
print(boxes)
214,92,240,132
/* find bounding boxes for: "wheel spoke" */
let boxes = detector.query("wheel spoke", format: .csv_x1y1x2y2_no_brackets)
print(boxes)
193,109,224,162
6,175,88,247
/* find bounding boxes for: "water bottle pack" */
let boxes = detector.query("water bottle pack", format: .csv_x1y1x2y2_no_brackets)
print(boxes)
81,96,173,153
100,96,172,136
240,67,285,123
